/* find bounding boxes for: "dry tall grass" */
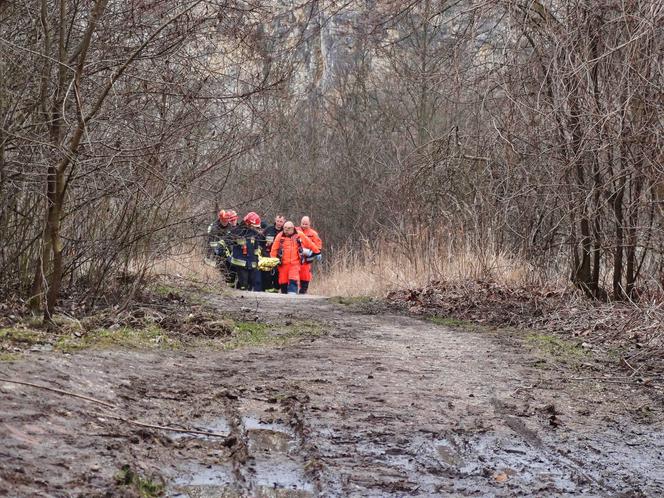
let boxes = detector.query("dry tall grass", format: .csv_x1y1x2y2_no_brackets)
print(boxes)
147,245,221,287
146,239,564,298
310,237,564,297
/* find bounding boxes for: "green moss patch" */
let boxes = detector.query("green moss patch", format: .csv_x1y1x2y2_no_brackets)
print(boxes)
526,333,588,365
329,295,374,306
115,464,164,497
0,352,21,362
1,312,324,356
226,320,323,349
151,283,183,297
55,325,180,353
0,327,45,345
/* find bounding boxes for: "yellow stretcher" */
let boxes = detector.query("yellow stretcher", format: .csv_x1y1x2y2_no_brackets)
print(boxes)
257,256,280,271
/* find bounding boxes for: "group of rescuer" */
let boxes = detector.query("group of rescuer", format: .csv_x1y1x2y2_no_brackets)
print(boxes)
206,210,322,295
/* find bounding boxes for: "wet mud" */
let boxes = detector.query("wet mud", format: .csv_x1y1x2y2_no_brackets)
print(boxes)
1,292,663,496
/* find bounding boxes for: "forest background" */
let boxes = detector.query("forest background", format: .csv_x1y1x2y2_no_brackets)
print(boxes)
1,0,662,320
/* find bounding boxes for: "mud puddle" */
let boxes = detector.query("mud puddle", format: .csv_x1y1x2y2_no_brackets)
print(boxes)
169,398,313,498
240,399,314,496
171,463,236,497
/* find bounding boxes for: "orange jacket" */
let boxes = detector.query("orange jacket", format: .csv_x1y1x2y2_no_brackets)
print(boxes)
270,230,319,265
298,227,322,282
298,227,322,252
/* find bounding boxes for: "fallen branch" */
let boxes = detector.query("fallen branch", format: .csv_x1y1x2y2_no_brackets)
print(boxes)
101,414,229,439
0,376,229,439
0,377,116,408
569,376,662,384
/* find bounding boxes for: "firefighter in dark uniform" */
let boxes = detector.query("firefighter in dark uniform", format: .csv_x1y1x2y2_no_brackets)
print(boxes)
207,209,238,285
229,212,265,291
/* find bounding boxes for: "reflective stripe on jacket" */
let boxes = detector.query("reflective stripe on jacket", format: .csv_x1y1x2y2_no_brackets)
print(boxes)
229,224,265,269
207,220,233,257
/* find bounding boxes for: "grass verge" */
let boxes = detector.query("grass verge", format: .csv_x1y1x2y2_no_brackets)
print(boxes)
2,317,324,356
55,325,180,353
0,352,21,362
0,327,45,345
427,316,478,329
226,320,323,349
526,333,589,366
329,296,375,306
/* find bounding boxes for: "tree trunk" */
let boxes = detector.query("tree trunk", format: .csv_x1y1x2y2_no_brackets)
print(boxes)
625,176,642,298
591,158,604,300
44,167,65,320
612,175,626,300
568,82,595,297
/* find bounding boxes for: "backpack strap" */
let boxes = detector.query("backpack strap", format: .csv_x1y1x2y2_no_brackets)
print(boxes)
277,234,284,262
296,235,304,263
277,234,304,263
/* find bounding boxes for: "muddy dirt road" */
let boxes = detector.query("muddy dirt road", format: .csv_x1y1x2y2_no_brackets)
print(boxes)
1,292,663,497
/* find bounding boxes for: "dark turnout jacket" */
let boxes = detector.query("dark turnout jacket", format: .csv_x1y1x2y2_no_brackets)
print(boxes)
207,220,234,257
263,225,283,253
229,223,266,269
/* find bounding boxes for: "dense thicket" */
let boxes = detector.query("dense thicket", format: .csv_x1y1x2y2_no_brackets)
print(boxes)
1,1,662,316
0,0,292,316
256,0,664,300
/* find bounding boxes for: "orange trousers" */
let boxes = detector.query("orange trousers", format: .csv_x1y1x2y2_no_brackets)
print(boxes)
278,263,300,285
299,262,313,282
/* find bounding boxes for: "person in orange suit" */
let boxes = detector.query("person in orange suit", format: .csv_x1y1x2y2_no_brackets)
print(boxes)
297,216,322,294
270,221,320,295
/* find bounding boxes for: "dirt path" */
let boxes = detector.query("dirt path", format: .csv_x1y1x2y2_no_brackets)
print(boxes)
1,292,663,497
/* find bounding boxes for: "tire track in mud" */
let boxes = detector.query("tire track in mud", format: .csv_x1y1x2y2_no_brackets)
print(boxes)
490,397,608,493
237,393,315,496
219,390,251,491
280,393,325,496
171,387,316,497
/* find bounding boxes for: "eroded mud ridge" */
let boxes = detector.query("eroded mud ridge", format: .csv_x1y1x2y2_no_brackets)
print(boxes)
1,293,663,497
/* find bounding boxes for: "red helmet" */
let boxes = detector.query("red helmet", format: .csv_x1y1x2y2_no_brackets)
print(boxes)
243,212,261,228
218,209,238,225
